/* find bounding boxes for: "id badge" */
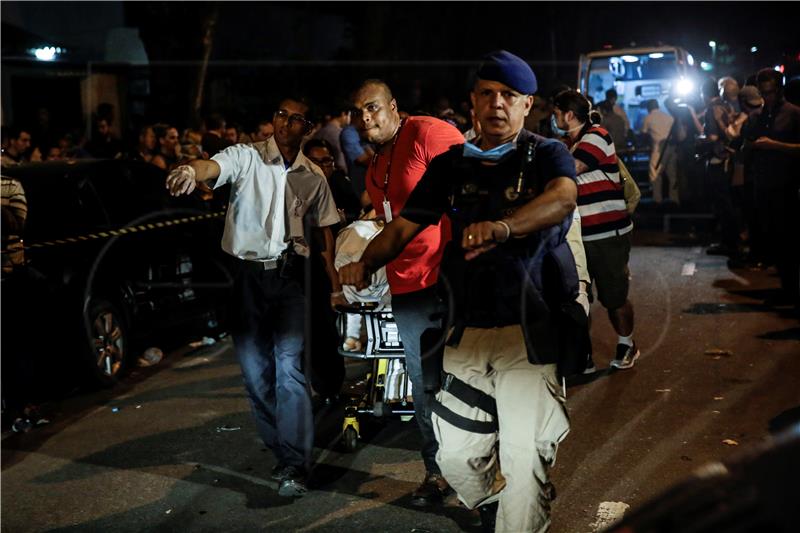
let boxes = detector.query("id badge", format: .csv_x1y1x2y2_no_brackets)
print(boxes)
383,199,393,223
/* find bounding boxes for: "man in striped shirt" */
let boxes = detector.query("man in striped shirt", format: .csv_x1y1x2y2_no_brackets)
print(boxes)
552,90,639,370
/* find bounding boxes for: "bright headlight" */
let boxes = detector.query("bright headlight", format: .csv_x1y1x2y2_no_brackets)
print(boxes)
676,78,694,96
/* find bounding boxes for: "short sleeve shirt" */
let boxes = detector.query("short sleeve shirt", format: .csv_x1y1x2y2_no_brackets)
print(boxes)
569,126,632,240
364,116,465,294
212,138,339,260
401,133,576,227
641,109,674,142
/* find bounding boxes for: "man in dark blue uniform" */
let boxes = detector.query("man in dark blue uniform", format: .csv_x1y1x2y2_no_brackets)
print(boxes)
340,51,581,532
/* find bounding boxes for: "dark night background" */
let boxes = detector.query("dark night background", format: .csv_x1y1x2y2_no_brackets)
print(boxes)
2,1,798,139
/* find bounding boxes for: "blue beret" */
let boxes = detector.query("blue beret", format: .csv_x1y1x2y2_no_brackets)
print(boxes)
477,50,537,95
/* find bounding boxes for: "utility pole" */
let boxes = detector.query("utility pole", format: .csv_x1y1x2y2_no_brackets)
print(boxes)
192,6,219,127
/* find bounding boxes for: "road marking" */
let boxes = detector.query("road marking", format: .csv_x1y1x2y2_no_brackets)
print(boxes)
729,272,751,286
641,269,672,358
681,262,696,276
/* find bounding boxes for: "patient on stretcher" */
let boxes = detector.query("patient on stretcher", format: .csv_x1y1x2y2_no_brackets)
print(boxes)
334,211,391,352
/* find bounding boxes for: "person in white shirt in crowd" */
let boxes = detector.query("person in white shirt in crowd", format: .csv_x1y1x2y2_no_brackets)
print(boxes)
166,95,343,498
640,99,676,204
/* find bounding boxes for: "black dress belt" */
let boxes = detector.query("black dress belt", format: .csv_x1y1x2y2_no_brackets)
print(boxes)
239,257,281,271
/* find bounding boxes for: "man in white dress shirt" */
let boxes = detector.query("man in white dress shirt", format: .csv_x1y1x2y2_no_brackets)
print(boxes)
641,98,676,204
166,96,342,497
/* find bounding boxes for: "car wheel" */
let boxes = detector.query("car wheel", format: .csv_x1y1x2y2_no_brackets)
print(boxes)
85,299,129,387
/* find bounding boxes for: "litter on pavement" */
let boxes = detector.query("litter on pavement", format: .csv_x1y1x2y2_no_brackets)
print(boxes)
704,348,733,357
137,347,164,367
189,337,217,348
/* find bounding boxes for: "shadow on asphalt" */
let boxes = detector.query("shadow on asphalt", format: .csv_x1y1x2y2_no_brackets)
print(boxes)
8,391,480,531
565,368,616,388
757,327,800,341
682,302,776,315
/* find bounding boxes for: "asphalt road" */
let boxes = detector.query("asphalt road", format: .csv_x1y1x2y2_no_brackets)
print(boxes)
3,240,799,533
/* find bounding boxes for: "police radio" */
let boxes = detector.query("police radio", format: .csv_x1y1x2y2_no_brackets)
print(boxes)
516,140,535,195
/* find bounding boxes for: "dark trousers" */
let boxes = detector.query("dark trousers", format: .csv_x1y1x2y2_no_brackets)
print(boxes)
391,286,446,474
706,162,740,249
308,256,344,398
229,262,313,469
756,185,800,300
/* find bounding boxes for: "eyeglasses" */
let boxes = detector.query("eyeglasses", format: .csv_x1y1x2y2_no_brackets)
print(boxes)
274,109,311,127
310,156,335,167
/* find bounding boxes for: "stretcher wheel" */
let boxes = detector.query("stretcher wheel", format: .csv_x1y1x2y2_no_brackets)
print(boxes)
343,426,359,452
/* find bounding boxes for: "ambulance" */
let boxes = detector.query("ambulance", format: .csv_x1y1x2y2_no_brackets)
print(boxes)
578,45,699,131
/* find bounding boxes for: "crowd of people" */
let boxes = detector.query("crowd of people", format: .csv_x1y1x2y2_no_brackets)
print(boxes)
0,111,276,169
4,49,799,532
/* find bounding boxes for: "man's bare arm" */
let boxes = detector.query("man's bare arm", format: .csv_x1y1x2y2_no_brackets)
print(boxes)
462,176,578,260
339,216,422,289
498,176,577,237
360,189,372,208
752,136,800,155
314,226,343,292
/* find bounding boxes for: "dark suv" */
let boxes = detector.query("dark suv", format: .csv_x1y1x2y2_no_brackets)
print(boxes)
1,159,233,404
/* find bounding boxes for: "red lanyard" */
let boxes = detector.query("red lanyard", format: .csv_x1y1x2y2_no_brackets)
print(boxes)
369,119,405,200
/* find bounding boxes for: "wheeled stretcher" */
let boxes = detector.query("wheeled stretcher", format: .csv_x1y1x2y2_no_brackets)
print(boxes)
335,302,414,451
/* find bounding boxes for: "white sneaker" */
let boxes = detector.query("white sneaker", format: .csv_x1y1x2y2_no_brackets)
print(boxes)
610,343,640,370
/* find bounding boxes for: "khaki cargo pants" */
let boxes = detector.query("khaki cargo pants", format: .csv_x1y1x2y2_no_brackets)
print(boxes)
432,326,570,533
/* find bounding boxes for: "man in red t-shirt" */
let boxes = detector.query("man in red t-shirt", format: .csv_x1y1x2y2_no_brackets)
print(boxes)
350,79,464,506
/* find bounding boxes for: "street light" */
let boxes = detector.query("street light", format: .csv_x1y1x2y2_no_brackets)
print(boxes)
29,46,64,61
708,40,717,62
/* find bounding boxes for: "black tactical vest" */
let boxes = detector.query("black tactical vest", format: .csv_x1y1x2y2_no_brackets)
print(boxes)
439,130,585,369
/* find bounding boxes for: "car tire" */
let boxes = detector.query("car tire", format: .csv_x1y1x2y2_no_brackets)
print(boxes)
83,299,129,388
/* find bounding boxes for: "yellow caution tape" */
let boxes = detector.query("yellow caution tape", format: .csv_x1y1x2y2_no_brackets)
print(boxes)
2,211,226,253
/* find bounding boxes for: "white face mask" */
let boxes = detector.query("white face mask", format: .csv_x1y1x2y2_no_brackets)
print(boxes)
550,115,567,136
551,114,584,136
462,139,516,161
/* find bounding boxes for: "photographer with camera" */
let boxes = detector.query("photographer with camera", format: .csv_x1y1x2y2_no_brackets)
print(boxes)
700,78,741,257
166,96,342,497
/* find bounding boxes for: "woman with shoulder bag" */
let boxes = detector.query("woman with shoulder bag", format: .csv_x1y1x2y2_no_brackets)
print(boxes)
552,90,640,371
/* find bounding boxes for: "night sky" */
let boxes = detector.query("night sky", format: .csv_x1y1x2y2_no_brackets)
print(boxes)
2,2,798,133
